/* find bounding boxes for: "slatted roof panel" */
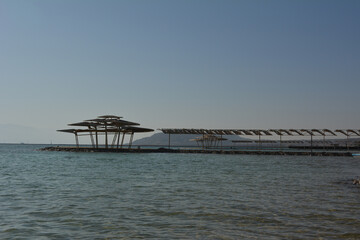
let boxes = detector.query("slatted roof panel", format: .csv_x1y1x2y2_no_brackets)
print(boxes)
230,130,242,135
68,122,99,127
83,118,139,126
86,118,110,123
323,129,336,136
346,129,360,136
212,130,224,135
269,129,283,135
335,129,349,136
311,129,325,136
241,130,253,135
57,129,77,133
112,119,140,126
59,115,153,134
123,126,154,133
159,128,359,137
289,129,304,136
300,129,313,135
261,130,272,136
279,129,293,135
97,115,123,119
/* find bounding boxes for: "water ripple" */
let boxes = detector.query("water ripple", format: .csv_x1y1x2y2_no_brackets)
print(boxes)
0,145,360,239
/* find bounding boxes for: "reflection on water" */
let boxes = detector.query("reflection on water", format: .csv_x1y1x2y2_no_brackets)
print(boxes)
0,144,360,239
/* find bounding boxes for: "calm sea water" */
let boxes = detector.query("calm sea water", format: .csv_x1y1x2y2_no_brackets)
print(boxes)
1,144,359,239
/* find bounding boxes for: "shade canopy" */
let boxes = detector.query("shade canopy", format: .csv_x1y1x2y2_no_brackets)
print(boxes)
159,128,357,137
58,115,154,149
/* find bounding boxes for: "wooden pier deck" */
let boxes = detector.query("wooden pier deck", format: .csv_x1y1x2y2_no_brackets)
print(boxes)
40,146,353,157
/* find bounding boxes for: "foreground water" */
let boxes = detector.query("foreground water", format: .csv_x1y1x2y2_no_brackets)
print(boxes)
0,144,359,239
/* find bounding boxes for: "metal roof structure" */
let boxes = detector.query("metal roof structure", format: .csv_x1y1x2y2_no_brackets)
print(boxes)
97,115,123,119
190,134,227,148
58,115,153,148
159,128,358,137
159,128,360,151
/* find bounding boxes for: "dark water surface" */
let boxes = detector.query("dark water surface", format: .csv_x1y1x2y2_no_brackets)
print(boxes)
1,144,359,239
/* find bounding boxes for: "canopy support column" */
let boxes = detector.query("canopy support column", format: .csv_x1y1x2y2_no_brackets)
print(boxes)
220,134,223,150
88,127,95,148
117,129,121,149
75,132,79,149
128,132,134,149
258,134,261,150
121,132,126,149
111,132,117,148
105,124,108,149
95,126,98,148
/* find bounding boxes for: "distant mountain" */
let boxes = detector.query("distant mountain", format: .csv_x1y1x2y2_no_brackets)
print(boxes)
132,132,249,146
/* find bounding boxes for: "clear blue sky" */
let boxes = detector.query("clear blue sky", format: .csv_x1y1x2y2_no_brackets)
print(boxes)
1,0,360,143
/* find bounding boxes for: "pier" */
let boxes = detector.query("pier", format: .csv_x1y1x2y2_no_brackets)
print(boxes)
49,115,359,157
41,146,353,156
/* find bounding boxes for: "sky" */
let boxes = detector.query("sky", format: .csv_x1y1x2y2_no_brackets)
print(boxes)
1,0,360,143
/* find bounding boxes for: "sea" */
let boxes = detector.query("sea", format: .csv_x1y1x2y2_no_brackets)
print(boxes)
1,144,359,239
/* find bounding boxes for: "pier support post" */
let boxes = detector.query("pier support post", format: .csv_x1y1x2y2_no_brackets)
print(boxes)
95,127,98,148
168,133,171,149
202,133,205,150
